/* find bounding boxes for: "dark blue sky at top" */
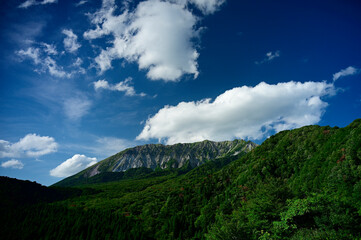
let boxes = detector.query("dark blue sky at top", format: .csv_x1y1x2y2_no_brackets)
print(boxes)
0,0,360,185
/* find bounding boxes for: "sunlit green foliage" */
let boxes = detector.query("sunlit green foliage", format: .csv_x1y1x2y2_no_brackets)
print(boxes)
1,119,361,239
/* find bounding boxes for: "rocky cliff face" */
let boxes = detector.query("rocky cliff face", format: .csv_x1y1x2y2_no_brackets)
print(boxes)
86,139,257,177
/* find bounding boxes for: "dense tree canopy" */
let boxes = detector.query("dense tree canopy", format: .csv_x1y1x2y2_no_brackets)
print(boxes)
1,119,361,239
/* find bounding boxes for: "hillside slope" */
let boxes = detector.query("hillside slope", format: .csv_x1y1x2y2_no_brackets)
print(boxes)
1,119,361,239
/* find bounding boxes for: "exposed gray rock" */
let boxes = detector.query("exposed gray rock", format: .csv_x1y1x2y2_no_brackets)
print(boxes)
85,139,257,177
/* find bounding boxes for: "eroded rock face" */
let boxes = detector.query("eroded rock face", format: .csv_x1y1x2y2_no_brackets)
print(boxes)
87,139,257,175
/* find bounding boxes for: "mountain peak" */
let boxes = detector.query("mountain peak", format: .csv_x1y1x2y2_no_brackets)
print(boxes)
55,139,257,187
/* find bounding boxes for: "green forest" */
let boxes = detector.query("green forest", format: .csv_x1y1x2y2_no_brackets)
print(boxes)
1,119,361,239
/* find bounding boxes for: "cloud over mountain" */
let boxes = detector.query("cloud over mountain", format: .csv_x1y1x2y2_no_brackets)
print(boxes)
137,81,334,144
50,154,97,177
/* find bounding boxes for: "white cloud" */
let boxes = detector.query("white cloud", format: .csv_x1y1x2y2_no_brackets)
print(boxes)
137,81,334,144
63,97,92,121
19,0,57,9
255,50,280,64
94,77,146,96
72,57,86,74
16,47,71,78
16,47,41,64
333,66,359,81
84,0,202,81
128,0,199,81
62,29,81,53
73,57,83,67
76,0,88,6
94,79,110,89
44,57,71,78
50,154,97,177
0,134,58,158
187,0,225,14
41,43,58,55
1,159,24,169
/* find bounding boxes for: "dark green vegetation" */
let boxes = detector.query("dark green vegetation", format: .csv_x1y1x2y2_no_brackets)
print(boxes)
55,139,256,187
1,119,361,239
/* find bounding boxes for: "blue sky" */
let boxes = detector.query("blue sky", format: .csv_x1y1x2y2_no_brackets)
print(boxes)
0,0,360,186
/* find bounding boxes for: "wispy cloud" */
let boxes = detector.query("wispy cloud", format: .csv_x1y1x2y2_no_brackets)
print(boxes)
137,80,334,144
63,97,92,121
16,47,41,64
1,159,24,169
41,43,58,55
7,21,46,48
63,136,134,159
0,134,58,158
333,66,359,81
72,57,86,74
44,57,71,78
76,0,88,7
255,50,280,64
62,29,81,53
16,47,71,78
94,78,146,97
94,137,133,157
50,154,97,177
23,76,92,121
18,0,57,9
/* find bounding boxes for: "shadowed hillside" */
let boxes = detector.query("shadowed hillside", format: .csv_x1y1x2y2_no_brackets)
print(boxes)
1,119,361,239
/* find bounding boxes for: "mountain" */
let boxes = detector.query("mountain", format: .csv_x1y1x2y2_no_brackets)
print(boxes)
54,139,256,187
1,119,361,239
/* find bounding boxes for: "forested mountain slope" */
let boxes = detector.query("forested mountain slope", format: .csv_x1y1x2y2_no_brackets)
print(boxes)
1,119,361,239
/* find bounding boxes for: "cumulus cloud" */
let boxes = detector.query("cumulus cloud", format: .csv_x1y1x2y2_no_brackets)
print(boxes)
0,134,58,158
1,159,24,169
255,50,280,64
19,0,57,9
85,0,227,81
50,154,97,177
125,0,199,81
63,97,92,120
137,81,334,144
62,29,81,53
94,77,146,96
333,66,359,81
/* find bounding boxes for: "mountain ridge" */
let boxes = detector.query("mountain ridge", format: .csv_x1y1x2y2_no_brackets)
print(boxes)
54,139,257,187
